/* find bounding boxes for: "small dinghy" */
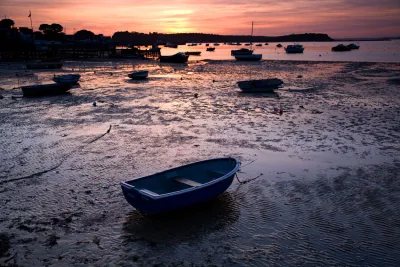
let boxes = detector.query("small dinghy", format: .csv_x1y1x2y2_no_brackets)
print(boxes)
234,54,262,61
53,74,81,84
332,44,351,52
347,43,360,50
128,70,149,80
121,157,241,214
231,48,253,56
237,78,284,93
159,52,189,63
21,83,73,97
284,44,304,54
184,51,201,56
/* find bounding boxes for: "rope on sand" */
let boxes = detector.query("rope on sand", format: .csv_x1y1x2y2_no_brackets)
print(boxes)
235,173,263,184
0,125,112,186
234,158,263,184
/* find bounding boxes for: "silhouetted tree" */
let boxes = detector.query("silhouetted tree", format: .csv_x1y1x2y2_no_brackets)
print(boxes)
38,23,64,41
74,29,95,40
50,23,63,33
19,27,33,35
39,23,63,34
0,18,15,29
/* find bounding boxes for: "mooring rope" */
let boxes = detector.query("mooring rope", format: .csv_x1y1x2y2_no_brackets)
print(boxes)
0,125,112,186
235,172,263,184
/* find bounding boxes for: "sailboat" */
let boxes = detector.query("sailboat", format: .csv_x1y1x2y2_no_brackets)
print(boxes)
236,23,283,92
234,22,262,61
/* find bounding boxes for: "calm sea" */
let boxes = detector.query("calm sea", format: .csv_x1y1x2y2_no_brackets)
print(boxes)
147,40,400,63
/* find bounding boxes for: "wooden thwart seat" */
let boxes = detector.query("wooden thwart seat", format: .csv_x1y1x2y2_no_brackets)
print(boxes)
172,176,202,187
140,189,160,196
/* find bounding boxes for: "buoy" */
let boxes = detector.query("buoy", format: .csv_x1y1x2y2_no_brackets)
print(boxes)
279,108,283,115
194,93,199,98
93,101,97,107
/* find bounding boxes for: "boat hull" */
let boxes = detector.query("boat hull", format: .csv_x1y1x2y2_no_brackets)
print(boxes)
159,53,189,63
231,49,253,56
285,47,304,54
234,54,262,61
21,83,73,97
185,51,201,56
332,44,351,52
128,71,148,80
237,78,284,93
121,158,240,214
52,74,81,84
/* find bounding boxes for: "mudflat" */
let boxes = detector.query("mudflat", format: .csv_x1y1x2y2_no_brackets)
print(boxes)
0,60,399,266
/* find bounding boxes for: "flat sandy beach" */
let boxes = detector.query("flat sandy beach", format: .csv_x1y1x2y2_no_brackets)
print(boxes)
0,59,399,266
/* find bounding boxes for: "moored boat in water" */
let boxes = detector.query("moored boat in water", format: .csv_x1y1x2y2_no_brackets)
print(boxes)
231,48,253,56
120,158,241,214
165,42,178,48
284,44,304,53
347,43,360,50
184,51,201,56
159,52,189,63
332,44,351,52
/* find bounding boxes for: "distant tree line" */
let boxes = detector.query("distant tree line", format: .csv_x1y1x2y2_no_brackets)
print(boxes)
1,17,333,47
112,32,334,45
0,18,96,43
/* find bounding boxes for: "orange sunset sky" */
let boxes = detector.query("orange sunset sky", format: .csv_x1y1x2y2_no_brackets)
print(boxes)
1,0,399,38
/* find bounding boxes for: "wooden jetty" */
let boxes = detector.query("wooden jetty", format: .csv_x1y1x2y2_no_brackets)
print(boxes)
0,45,160,61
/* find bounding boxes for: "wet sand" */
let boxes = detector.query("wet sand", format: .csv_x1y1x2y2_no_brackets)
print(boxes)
0,59,400,266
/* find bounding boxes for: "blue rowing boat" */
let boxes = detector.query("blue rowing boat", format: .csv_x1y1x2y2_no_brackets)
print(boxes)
120,158,241,214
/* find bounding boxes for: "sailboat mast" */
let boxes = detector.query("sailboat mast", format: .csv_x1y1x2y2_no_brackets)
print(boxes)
250,21,254,50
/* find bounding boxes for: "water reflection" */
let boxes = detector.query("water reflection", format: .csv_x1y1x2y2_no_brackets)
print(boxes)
121,192,240,244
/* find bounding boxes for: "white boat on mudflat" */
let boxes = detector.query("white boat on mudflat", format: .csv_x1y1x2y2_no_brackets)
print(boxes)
237,78,284,93
128,70,148,80
52,74,81,84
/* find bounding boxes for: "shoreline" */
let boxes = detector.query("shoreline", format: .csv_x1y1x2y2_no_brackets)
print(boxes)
1,58,400,65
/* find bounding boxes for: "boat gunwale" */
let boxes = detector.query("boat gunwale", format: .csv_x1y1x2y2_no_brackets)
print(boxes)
120,157,241,199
